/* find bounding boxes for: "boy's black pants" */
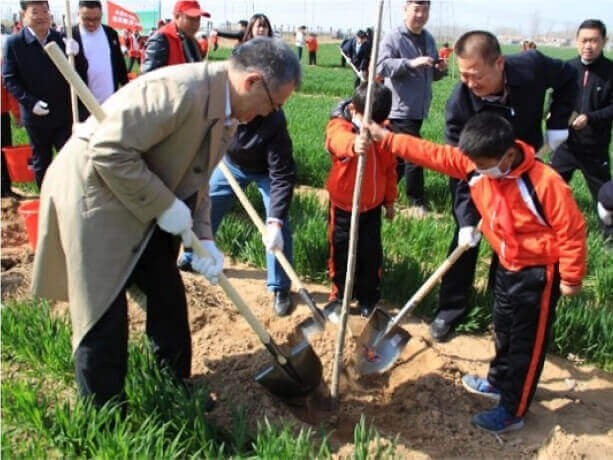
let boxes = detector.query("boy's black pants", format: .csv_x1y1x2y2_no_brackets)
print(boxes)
328,205,382,306
550,143,611,206
389,118,424,205
488,263,560,418
75,226,192,408
308,51,316,65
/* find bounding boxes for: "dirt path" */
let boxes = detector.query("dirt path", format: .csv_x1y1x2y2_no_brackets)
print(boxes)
2,196,612,458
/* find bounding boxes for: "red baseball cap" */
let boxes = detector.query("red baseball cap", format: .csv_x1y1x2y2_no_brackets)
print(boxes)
173,1,210,18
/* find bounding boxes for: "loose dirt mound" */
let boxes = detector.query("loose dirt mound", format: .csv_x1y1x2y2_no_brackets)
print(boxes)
2,196,612,458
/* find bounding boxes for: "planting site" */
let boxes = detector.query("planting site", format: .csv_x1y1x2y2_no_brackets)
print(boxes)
1,10,613,458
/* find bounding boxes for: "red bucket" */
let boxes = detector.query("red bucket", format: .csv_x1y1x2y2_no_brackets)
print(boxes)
18,199,40,250
2,145,34,182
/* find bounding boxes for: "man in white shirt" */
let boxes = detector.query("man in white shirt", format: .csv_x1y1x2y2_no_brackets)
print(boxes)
73,0,128,120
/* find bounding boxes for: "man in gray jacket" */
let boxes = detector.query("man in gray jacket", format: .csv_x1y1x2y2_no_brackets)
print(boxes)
377,0,446,212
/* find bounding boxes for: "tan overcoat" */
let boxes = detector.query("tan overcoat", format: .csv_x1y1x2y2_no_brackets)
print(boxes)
32,61,236,350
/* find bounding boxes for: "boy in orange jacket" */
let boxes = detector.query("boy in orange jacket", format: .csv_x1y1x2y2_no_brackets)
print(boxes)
364,113,586,434
325,82,397,317
306,32,318,65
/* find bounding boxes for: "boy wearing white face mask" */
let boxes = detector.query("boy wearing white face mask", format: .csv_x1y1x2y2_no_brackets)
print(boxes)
364,112,586,434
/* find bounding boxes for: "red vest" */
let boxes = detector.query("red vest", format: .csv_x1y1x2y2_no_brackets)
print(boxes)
158,22,187,66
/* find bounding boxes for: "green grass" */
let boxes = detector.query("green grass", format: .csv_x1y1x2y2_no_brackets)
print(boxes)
2,299,395,457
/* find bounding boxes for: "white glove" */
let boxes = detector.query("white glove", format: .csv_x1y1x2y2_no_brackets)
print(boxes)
121,45,128,54
545,129,569,152
262,220,283,252
597,202,612,226
192,240,224,285
32,100,49,116
458,226,482,248
63,37,80,56
156,198,192,246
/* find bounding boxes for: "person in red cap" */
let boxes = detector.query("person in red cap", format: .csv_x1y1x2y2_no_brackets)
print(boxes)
141,0,210,73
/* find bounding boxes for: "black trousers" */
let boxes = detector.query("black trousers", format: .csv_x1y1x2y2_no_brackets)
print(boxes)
435,177,482,325
328,205,382,306
550,143,611,206
1,112,12,196
296,46,303,60
24,121,71,188
308,51,317,65
389,118,424,204
74,226,191,408
488,264,560,417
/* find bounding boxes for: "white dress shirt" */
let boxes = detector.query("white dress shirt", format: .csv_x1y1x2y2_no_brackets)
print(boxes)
79,24,114,104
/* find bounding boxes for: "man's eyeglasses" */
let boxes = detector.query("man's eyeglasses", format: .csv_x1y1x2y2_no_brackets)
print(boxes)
261,77,282,112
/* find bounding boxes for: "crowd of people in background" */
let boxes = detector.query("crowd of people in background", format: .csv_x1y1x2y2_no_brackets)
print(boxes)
0,0,611,438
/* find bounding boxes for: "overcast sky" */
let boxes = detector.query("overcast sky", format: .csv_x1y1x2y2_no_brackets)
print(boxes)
34,0,613,35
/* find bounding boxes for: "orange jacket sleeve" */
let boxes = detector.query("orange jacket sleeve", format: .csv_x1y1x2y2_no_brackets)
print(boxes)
325,118,357,159
384,150,397,205
538,171,587,285
379,132,473,180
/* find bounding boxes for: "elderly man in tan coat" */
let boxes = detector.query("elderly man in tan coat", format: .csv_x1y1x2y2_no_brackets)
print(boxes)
31,37,301,408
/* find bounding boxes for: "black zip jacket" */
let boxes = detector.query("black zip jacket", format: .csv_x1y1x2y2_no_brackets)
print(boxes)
566,54,613,152
141,30,201,74
445,50,578,226
226,110,296,222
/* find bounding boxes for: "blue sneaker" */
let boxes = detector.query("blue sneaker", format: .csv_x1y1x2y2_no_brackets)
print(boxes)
462,375,501,401
472,405,524,434
177,251,194,272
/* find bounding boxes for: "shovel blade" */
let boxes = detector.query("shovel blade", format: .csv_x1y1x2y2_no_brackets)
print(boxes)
355,308,411,375
255,340,323,399
298,317,324,341
322,301,341,324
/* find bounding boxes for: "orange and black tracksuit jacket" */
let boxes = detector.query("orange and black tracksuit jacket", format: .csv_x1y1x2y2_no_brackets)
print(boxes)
381,132,586,417
325,101,397,305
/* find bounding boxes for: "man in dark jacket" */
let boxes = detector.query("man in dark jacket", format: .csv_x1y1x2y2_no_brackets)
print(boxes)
2,0,78,187
141,0,207,74
551,19,612,224
73,0,128,121
179,110,297,316
430,30,578,342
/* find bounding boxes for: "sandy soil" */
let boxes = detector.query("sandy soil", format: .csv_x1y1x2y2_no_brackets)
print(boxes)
2,196,612,458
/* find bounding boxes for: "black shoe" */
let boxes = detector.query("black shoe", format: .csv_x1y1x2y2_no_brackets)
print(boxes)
358,303,375,318
430,317,452,342
274,290,292,317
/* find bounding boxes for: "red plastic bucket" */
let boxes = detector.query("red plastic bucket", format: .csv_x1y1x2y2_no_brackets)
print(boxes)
2,145,35,182
18,199,40,250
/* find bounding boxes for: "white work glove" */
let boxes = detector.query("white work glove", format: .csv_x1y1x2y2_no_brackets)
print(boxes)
262,220,283,252
121,45,128,54
545,129,568,152
458,226,482,248
597,202,612,226
192,239,224,285
32,100,49,116
156,198,192,246
408,56,434,69
63,37,80,56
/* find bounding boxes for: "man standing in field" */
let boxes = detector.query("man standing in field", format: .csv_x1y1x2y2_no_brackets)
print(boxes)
430,30,578,342
31,38,301,409
377,0,447,214
550,19,613,230
141,0,208,74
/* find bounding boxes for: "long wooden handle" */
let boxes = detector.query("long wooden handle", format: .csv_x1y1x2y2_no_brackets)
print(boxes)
63,1,79,124
44,42,287,364
388,221,484,330
190,231,283,361
340,48,365,82
331,0,385,406
45,42,106,121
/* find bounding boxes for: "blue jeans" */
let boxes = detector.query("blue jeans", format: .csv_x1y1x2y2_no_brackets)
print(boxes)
209,157,293,292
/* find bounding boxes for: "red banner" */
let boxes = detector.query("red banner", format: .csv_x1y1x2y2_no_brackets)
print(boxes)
107,1,142,31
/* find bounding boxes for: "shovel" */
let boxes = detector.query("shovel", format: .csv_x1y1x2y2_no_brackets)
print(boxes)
189,233,323,398
355,223,482,375
44,42,323,399
215,161,338,340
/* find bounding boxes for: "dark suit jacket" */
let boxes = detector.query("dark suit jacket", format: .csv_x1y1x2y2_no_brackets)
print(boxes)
2,27,71,127
72,24,128,121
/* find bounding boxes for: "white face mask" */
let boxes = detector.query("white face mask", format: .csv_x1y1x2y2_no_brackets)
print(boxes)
476,155,510,179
